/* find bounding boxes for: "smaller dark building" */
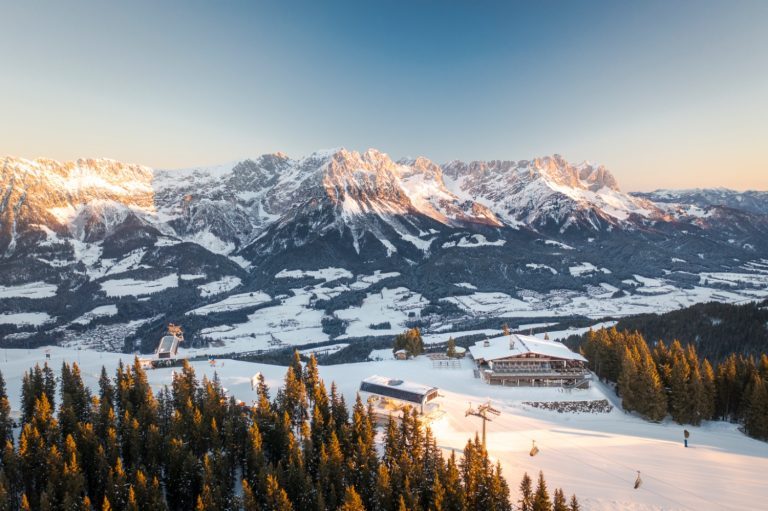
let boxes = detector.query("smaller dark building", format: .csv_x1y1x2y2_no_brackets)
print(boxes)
359,375,439,414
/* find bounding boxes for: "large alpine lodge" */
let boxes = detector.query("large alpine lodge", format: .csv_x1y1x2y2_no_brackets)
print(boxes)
468,334,590,387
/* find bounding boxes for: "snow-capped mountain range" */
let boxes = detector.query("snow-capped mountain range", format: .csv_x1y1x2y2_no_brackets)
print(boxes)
1,149,767,353
0,149,668,257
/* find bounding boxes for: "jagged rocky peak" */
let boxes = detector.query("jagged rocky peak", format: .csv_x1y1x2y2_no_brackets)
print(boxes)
444,154,620,193
441,154,660,230
3,155,154,189
322,148,413,212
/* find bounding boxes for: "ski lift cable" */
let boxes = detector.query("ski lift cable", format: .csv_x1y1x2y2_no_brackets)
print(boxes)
495,410,713,511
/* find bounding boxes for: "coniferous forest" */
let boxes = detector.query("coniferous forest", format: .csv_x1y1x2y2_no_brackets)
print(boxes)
0,352,580,510
581,328,768,440
609,299,768,361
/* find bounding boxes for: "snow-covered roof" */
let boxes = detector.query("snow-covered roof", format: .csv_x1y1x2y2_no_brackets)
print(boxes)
468,334,587,363
156,335,180,355
359,375,439,404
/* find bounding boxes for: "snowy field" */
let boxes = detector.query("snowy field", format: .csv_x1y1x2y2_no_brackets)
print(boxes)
198,276,242,297
187,291,272,316
1,347,765,511
0,281,58,299
71,305,118,325
100,274,179,297
0,312,53,326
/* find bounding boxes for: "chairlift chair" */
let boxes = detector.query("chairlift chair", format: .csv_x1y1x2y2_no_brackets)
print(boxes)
529,440,539,457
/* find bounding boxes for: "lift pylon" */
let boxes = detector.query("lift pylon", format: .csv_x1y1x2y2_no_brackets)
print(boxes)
465,401,500,448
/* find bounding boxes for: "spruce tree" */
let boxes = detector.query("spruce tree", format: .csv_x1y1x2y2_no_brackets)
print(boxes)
446,337,457,358
668,341,691,423
490,461,512,511
242,480,259,511
518,472,533,511
42,363,56,411
374,464,393,511
0,371,12,446
744,373,768,440
264,473,292,510
533,471,552,511
339,485,366,511
279,366,309,436
701,358,717,421
553,488,568,511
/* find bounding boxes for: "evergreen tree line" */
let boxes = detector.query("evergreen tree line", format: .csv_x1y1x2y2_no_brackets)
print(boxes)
0,353,581,510
581,328,768,440
611,300,768,362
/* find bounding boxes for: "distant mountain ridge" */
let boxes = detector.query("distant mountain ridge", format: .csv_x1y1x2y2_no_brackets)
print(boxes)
1,149,767,353
633,188,768,216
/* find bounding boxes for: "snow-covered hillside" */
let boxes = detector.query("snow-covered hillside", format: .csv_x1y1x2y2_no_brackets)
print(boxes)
2,346,765,511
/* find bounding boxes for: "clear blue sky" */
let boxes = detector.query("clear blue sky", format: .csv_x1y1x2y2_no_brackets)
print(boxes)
1,0,766,191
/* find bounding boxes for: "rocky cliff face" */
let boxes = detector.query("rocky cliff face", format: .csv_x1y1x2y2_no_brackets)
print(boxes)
442,155,662,232
1,149,766,353
0,149,668,259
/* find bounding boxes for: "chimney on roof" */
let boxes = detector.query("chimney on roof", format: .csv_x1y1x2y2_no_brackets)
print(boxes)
483,339,490,347
509,334,515,350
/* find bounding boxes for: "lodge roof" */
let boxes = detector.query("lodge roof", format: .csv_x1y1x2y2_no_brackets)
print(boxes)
468,334,587,363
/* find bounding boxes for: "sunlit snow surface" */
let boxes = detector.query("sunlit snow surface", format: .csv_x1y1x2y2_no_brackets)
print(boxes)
1,348,766,511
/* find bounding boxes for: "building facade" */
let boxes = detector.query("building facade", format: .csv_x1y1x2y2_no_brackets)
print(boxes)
468,334,590,387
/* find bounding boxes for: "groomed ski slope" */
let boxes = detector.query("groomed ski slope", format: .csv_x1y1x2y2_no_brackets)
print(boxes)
1,348,766,510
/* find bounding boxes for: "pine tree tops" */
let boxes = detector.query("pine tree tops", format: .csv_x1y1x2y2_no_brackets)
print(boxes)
533,470,552,511
0,371,12,446
583,326,768,440
339,486,366,511
0,355,584,510
616,332,667,422
518,472,533,511
517,471,580,511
